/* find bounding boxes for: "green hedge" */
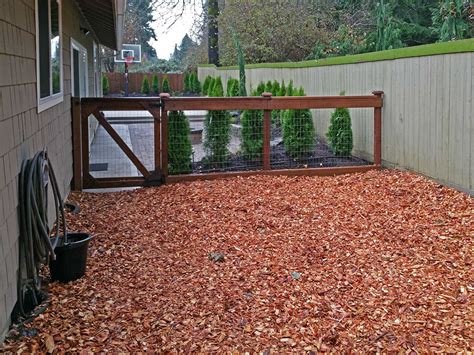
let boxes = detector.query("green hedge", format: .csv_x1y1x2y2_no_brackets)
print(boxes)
199,39,474,70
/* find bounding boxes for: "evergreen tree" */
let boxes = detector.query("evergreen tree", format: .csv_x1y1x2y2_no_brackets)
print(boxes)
432,0,470,41
207,77,217,96
286,80,294,96
226,77,234,96
102,75,109,95
184,72,191,92
162,75,170,93
271,80,280,96
282,87,315,157
202,75,212,95
191,73,201,93
241,90,263,160
230,78,240,97
376,0,404,51
168,110,192,174
141,75,150,95
279,80,286,96
256,82,266,95
327,92,353,156
203,77,231,163
232,30,247,96
265,80,273,93
152,74,159,94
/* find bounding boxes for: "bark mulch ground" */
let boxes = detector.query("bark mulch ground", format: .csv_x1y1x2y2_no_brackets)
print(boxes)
2,170,473,352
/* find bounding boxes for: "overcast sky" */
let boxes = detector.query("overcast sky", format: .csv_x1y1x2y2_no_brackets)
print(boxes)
150,5,201,59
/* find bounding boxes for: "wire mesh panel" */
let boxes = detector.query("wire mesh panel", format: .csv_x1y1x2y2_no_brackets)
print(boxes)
270,107,371,169
167,109,264,175
88,110,154,179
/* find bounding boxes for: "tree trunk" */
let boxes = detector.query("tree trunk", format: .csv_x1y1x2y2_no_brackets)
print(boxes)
208,0,219,66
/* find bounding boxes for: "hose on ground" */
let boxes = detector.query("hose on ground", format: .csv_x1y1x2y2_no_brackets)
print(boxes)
17,150,67,316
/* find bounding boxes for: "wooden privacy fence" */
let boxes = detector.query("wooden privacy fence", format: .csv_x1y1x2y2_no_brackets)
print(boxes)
105,72,184,94
72,91,383,190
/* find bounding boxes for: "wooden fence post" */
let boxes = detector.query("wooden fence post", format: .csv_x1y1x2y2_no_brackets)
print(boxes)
72,97,82,190
160,93,170,180
372,91,384,167
262,92,272,170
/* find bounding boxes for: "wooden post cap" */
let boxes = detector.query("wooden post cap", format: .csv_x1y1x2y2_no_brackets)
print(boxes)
372,91,384,96
160,93,171,99
261,92,272,98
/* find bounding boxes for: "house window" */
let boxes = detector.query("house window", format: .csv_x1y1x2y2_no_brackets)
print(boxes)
36,0,63,112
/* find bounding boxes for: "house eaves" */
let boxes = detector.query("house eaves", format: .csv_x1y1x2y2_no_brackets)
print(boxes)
75,0,126,50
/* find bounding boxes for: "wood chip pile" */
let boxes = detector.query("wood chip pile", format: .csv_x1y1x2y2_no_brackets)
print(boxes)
3,170,473,352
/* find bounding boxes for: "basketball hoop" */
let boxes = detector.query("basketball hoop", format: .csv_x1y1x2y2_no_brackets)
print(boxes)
125,55,134,65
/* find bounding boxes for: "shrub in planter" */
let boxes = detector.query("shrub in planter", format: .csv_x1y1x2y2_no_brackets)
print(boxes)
286,80,294,96
282,86,315,158
162,75,170,93
327,92,353,156
241,90,263,160
271,80,280,96
207,77,216,96
278,80,286,96
102,75,109,95
202,75,212,95
168,110,192,174
152,74,159,94
256,82,266,95
230,78,240,97
264,80,273,93
141,75,150,95
226,77,234,97
203,77,231,163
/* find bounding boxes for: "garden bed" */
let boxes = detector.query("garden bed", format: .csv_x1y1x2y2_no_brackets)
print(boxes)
2,170,472,352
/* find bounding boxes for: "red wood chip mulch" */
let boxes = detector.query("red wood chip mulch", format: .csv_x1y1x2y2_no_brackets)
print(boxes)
2,170,473,352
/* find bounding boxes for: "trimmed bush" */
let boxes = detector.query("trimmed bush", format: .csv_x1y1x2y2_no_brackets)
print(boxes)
241,90,263,160
256,82,266,95
184,72,191,92
286,80,294,96
190,72,201,93
202,75,212,95
152,74,159,94
282,86,315,157
204,77,231,163
161,75,170,93
207,77,216,96
168,110,192,174
226,77,234,97
264,80,273,93
278,80,286,96
327,92,353,156
271,80,280,96
141,75,150,95
102,75,109,96
230,78,240,97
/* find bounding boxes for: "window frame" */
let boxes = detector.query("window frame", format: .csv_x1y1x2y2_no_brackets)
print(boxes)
35,0,63,113
70,38,89,98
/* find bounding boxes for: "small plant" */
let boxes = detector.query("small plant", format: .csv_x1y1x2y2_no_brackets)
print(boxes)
141,75,150,95
204,77,231,163
184,72,191,92
168,110,192,174
207,77,216,96
256,82,265,96
264,80,273,93
191,73,201,94
162,75,170,93
241,89,263,160
286,80,294,96
202,75,212,95
102,75,109,95
230,78,240,97
282,86,315,158
226,77,234,97
152,73,159,94
327,91,353,156
278,80,286,96
271,80,280,96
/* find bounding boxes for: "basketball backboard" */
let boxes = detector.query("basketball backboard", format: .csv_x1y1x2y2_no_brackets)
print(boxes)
114,44,142,63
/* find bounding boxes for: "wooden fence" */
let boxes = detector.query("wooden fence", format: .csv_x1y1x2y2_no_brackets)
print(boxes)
104,72,184,94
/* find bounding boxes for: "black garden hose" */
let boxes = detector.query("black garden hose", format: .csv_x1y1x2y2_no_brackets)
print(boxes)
17,151,67,316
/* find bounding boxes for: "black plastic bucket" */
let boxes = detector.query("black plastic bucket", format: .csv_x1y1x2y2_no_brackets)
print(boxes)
49,232,92,282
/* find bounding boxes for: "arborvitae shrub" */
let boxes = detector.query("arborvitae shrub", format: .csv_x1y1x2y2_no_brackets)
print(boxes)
161,75,170,93
152,74,159,94
271,80,280,96
264,80,273,93
282,86,315,157
286,80,294,96
256,82,265,95
202,75,212,95
226,77,234,97
203,77,231,163
327,92,353,156
241,90,263,160
278,80,286,96
141,75,150,95
168,110,192,174
102,75,109,95
207,77,216,96
184,72,191,92
230,79,240,97
191,73,201,93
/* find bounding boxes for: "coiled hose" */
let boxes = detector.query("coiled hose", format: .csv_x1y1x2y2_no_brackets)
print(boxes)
17,151,67,316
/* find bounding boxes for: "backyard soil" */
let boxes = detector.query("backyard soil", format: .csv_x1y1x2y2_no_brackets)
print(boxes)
2,170,472,352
